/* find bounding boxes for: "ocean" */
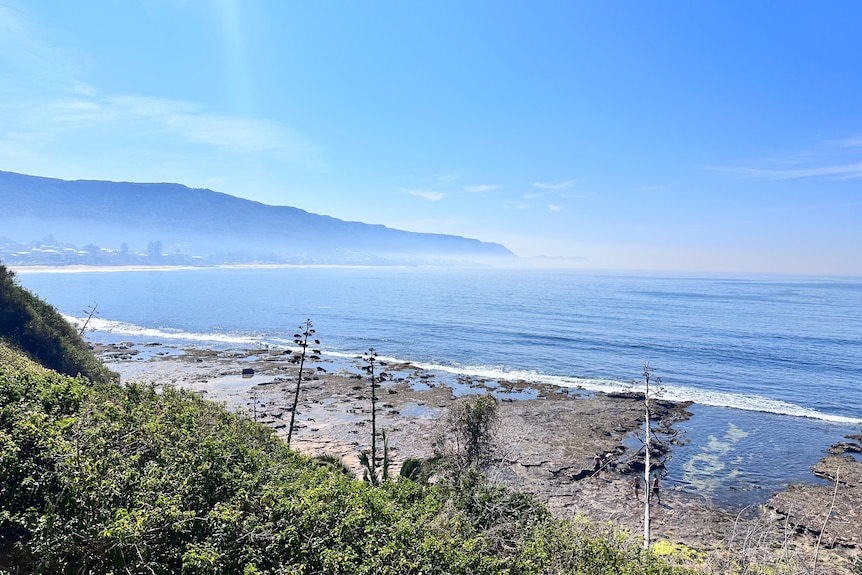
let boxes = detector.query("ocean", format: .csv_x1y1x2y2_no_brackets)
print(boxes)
14,266,862,508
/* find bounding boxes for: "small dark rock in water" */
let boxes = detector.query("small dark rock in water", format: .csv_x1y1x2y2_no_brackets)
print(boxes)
242,368,255,376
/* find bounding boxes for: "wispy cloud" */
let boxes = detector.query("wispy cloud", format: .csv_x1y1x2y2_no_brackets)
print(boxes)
533,180,572,190
69,81,97,97
719,136,862,181
463,184,500,193
438,173,458,184
3,90,319,164
1,3,48,60
0,5,319,171
722,162,862,180
835,135,862,147
403,188,446,201
547,204,564,212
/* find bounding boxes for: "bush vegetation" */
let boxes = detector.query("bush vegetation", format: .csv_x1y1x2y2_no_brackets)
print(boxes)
0,264,116,384
0,261,698,574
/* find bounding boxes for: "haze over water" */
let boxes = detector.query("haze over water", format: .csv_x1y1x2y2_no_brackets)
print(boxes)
16,266,862,508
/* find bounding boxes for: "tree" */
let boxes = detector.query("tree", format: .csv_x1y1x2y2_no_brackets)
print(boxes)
357,348,390,485
78,302,99,336
286,319,319,447
435,393,500,481
633,362,674,549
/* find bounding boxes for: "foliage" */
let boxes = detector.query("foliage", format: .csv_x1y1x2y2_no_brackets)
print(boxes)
0,339,701,574
518,516,696,575
0,263,116,384
435,393,500,480
314,454,353,476
651,540,707,564
399,456,441,485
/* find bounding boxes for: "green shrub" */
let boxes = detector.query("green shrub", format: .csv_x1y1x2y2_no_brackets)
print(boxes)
0,263,116,384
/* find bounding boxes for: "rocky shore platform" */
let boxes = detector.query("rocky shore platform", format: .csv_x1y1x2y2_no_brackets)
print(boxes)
97,342,862,574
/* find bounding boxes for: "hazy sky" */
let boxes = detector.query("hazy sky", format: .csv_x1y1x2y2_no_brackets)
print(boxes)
2,1,861,274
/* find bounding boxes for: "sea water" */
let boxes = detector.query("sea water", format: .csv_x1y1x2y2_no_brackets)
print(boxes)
14,266,862,508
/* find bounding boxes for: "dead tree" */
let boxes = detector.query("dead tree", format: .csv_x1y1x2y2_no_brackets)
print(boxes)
78,302,99,336
636,361,670,549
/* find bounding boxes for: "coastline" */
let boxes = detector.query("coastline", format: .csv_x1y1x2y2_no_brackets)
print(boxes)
10,263,426,274
96,341,862,572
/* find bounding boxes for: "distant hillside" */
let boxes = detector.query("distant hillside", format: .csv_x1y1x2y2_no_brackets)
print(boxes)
0,170,514,266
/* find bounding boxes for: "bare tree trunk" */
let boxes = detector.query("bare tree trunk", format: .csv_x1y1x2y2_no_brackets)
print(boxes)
369,352,377,471
287,319,315,448
286,341,306,447
79,302,98,336
643,362,652,550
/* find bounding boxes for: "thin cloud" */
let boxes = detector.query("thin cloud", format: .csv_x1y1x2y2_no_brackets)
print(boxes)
464,184,500,193
1,3,47,61
69,82,97,97
836,135,862,147
403,188,445,201
10,92,317,162
547,204,564,212
112,95,314,158
722,162,862,180
533,180,572,190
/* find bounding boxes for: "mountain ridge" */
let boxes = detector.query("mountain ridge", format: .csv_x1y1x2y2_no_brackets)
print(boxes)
0,170,514,266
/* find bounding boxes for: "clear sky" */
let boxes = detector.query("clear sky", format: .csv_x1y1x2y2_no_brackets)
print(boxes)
2,1,861,274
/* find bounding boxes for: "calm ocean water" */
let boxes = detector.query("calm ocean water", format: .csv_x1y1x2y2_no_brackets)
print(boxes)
15,266,862,507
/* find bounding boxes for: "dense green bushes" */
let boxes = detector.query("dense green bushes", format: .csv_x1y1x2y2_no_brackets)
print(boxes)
0,264,116,384
0,262,698,574
0,341,698,574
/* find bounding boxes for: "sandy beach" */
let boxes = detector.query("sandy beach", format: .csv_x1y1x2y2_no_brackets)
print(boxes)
97,342,862,574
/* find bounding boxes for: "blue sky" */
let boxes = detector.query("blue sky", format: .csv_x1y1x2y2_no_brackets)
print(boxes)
1,1,861,274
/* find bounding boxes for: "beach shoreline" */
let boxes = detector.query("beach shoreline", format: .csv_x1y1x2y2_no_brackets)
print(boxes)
95,340,862,572
9,263,432,274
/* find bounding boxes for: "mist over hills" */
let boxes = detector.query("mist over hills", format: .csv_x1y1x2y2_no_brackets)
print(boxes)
0,171,514,266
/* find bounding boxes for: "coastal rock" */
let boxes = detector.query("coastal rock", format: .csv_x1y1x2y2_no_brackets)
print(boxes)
767,456,862,550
